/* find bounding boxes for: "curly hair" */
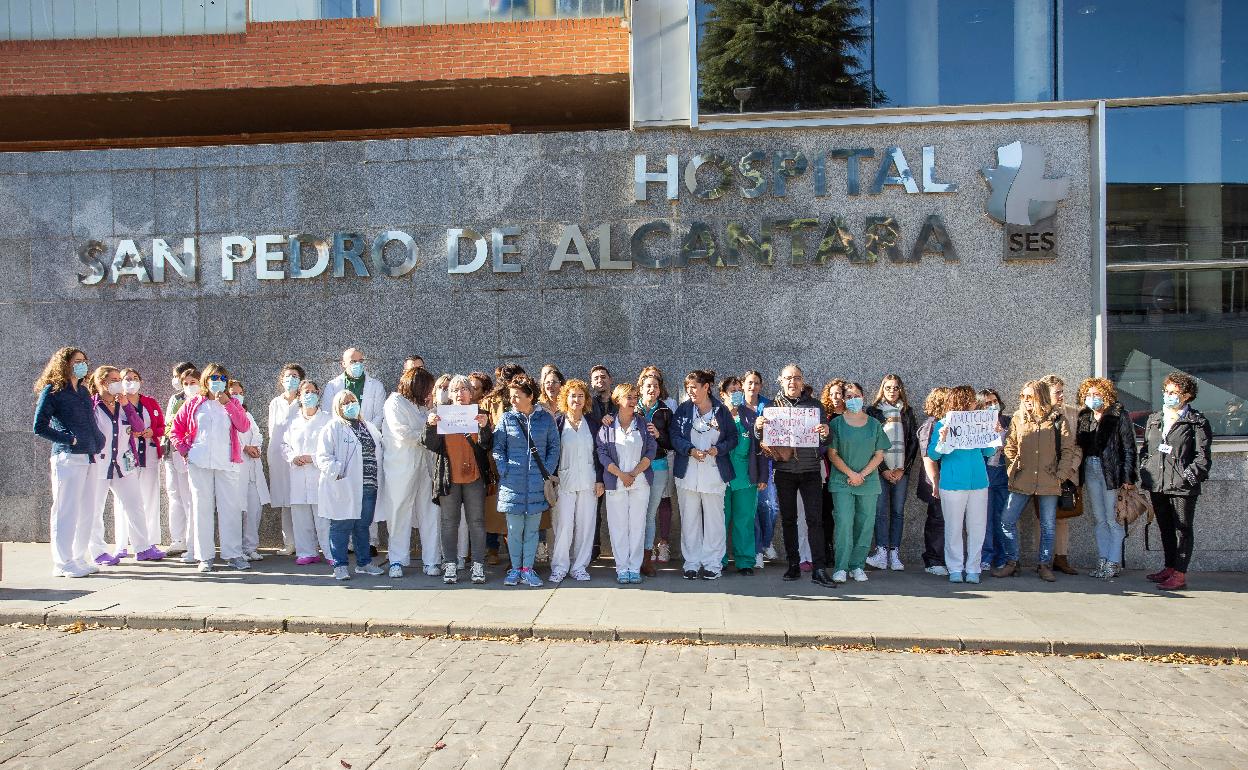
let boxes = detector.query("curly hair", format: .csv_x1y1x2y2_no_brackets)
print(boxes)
821,378,847,414
1163,371,1199,402
944,385,978,414
34,347,86,394
923,386,951,419
557,379,592,414
1076,377,1117,408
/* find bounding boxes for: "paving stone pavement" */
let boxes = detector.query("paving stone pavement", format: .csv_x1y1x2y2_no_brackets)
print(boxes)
0,626,1246,770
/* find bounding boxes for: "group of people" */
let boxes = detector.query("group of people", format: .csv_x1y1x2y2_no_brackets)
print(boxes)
33,346,1213,591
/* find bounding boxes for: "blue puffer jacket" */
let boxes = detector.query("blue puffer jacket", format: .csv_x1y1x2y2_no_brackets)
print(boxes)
493,405,560,514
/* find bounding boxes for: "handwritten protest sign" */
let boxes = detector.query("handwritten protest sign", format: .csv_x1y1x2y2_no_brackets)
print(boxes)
941,410,1004,450
436,404,480,435
762,407,822,448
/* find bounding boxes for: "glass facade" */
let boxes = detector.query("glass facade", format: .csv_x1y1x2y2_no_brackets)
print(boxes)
251,1,377,22
379,0,624,26
0,0,247,40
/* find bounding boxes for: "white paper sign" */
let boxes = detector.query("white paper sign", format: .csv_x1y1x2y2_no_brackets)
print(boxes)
941,410,1004,451
762,407,822,448
436,404,479,435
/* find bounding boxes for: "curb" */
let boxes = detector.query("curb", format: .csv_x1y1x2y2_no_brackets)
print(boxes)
0,609,1241,660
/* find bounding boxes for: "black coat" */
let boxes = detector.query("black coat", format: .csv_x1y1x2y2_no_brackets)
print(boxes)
866,401,920,475
425,416,496,502
639,401,674,462
1138,407,1213,497
1076,402,1138,489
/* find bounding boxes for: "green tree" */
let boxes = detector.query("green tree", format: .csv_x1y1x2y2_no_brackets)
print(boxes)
698,0,880,113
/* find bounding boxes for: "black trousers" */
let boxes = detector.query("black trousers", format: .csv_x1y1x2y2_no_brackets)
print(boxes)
922,499,945,567
821,487,836,568
775,470,827,570
1152,493,1197,573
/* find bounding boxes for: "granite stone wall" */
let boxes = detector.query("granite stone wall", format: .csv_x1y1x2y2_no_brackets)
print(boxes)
3,121,1237,570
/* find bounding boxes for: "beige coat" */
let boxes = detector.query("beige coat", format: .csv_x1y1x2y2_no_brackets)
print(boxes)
1003,409,1079,496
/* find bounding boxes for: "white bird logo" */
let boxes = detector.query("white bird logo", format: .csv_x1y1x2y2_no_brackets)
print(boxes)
982,141,1070,227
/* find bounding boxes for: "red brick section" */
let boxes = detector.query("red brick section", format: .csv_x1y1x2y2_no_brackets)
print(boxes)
0,17,629,97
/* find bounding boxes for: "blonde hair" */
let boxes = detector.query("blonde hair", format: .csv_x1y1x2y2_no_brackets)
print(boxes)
871,374,910,409
200,363,229,389
923,387,950,419
611,382,640,406
331,389,359,422
89,365,120,397
557,379,592,415
1019,379,1054,420
1076,377,1117,408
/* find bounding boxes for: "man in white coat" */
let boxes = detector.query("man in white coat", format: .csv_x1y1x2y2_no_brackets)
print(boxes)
322,348,386,425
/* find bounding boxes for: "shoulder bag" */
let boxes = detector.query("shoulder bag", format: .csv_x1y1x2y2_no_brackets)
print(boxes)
1053,418,1082,517
520,415,559,508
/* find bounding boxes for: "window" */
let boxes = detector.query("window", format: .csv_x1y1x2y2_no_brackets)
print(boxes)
251,0,377,22
1,0,246,40
378,0,624,26
1106,102,1248,437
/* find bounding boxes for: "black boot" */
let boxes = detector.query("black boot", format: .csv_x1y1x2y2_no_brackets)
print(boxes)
782,564,801,581
812,568,836,587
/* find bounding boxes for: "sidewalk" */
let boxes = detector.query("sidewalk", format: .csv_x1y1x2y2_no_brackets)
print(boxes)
1,542,1244,657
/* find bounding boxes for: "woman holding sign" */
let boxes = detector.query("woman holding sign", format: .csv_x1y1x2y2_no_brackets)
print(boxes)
926,386,997,584
826,382,891,584
995,380,1078,582
426,375,494,585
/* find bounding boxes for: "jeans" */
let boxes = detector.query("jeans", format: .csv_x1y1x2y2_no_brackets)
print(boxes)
439,479,486,568
330,486,377,568
774,470,827,569
1001,491,1057,565
1152,493,1197,572
1084,457,1125,564
506,512,541,570
979,465,1010,568
754,476,779,555
831,490,877,573
644,466,672,549
874,472,909,551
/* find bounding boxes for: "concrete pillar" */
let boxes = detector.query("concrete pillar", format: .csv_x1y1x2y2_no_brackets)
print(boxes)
1013,0,1053,102
1183,0,1223,314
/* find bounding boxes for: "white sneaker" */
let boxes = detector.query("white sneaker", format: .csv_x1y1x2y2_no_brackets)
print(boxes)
865,548,888,570
850,568,868,582
656,542,671,563
197,561,213,573
227,557,250,570
443,562,458,584
536,542,550,564
333,566,351,580
764,546,778,561
277,545,295,556
571,568,591,581
549,569,567,584
423,565,442,577
356,564,384,576
180,553,197,564
167,541,187,555
246,550,264,561
924,565,949,576
888,549,904,571
471,562,486,584
754,553,765,569
831,570,847,584
388,564,403,579
59,564,91,578
76,560,100,574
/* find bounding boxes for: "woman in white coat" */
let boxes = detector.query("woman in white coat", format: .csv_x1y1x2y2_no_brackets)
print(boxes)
229,380,271,561
267,363,305,555
316,391,386,580
379,366,439,578
283,381,333,565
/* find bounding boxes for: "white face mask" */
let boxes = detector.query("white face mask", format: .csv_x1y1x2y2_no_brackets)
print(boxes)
184,383,201,398
107,382,124,396
122,380,141,395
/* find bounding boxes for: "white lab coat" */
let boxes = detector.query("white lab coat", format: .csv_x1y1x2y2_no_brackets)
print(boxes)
378,394,434,519
322,374,386,426
266,395,299,508
315,418,385,522
283,408,332,506
237,413,271,506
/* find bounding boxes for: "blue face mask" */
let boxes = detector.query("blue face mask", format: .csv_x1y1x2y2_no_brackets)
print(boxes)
300,393,319,408
1163,393,1181,409
233,394,245,407
72,361,89,380
347,362,365,379
208,379,227,395
343,402,361,420
282,375,300,392
729,391,745,407
986,404,1000,412
845,396,864,413
1085,396,1104,411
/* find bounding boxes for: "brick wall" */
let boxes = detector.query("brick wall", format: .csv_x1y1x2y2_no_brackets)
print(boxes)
0,16,629,97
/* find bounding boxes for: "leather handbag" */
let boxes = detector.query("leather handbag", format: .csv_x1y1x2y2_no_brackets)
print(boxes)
1116,487,1153,526
520,416,558,508
1053,419,1083,518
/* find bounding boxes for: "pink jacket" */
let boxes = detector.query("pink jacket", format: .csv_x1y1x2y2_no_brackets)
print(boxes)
171,394,250,464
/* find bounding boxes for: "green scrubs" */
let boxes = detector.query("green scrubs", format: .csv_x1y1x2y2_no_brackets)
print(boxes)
722,414,758,570
827,415,891,573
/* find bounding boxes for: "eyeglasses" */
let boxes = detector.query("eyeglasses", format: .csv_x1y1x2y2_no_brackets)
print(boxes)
208,375,228,382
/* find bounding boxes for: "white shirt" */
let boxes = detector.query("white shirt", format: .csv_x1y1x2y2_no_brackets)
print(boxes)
677,406,726,494
187,400,236,472
559,418,596,493
93,402,128,477
613,419,648,487
284,408,332,506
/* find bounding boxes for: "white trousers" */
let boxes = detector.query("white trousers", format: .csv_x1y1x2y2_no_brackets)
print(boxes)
941,488,989,576
414,484,440,568
49,454,96,574
241,482,263,554
165,456,192,546
678,488,726,573
113,461,160,551
291,503,332,559
606,484,649,575
796,496,813,563
552,488,598,575
90,469,152,557
381,471,439,567
187,465,242,562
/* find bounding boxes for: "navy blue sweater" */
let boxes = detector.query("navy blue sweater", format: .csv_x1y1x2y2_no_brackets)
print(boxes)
34,382,105,457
